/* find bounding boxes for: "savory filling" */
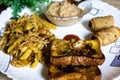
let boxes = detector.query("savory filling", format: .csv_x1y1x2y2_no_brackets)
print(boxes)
51,39,103,58
49,65,100,78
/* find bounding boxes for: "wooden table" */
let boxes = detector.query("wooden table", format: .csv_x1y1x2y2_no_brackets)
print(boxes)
103,0,120,10
0,0,120,80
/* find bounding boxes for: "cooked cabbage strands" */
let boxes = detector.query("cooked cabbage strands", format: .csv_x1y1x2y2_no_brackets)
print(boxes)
0,14,56,68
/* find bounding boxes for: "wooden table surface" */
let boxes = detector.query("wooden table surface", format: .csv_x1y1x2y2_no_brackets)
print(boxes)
103,0,120,10
0,0,120,80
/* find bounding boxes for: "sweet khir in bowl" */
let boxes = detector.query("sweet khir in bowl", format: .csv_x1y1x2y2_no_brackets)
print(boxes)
43,1,92,26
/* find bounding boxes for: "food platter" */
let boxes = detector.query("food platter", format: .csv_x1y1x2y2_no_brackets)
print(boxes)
0,0,120,80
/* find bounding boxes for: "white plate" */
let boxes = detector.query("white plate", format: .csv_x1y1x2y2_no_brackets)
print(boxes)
0,0,120,80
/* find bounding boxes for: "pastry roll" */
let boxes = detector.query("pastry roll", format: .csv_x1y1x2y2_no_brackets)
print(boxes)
91,27,120,46
89,15,114,32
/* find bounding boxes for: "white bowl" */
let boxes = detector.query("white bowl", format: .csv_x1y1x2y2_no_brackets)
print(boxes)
44,1,92,26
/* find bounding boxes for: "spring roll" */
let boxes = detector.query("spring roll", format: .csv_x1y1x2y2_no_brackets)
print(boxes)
89,15,114,32
91,27,120,46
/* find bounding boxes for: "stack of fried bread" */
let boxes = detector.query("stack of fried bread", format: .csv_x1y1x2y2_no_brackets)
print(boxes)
48,39,105,80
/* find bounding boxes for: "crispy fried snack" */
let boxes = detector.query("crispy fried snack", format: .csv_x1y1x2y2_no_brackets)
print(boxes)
91,27,120,46
50,39,105,66
48,65,101,80
88,15,114,32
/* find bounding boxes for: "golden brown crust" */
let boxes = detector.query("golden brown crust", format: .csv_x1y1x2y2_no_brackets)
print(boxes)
51,55,105,66
89,15,114,32
49,39,104,80
49,73,87,80
49,75,101,80
92,27,120,46
50,39,105,66
48,66,101,80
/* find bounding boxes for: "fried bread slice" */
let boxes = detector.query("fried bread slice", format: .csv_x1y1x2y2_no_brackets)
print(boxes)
48,65,101,80
50,39,105,66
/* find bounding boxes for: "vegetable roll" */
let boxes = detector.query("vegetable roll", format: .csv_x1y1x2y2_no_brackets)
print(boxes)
89,15,114,32
91,27,120,46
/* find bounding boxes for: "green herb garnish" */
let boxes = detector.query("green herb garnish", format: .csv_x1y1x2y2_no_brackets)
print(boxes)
0,0,51,18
